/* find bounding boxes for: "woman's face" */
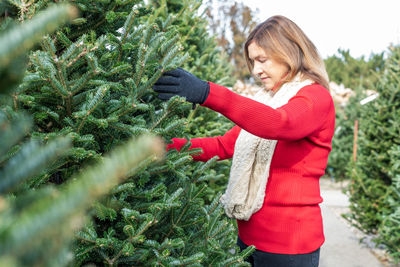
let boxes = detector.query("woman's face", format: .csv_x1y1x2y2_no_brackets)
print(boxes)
248,42,289,91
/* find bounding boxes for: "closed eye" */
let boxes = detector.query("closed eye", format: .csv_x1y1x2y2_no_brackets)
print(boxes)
254,56,268,63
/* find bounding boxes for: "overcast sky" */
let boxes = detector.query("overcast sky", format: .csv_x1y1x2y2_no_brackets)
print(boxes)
242,0,400,59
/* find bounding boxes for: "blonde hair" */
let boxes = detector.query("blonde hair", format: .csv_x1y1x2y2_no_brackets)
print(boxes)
244,15,329,89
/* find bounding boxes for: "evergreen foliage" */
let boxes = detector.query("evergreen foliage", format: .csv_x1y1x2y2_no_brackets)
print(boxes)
5,0,254,265
170,0,236,199
325,86,366,181
0,4,163,266
324,49,385,180
325,49,385,90
0,3,76,195
323,45,400,262
346,46,400,262
0,3,76,95
0,132,163,267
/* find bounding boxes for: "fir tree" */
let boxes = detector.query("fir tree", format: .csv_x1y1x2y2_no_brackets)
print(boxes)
0,2,75,201
160,0,236,199
324,49,385,90
9,0,254,265
347,46,400,262
326,86,365,180
0,4,163,267
324,49,385,180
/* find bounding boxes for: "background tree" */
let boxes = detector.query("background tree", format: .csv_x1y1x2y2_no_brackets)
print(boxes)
345,45,400,262
325,49,385,90
324,49,385,180
205,0,259,81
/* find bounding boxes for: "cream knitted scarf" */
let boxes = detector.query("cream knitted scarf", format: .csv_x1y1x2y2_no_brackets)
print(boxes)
220,75,313,221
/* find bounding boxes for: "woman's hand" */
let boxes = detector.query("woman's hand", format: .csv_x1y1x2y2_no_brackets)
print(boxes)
152,68,210,104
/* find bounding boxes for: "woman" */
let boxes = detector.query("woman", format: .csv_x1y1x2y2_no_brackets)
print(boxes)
153,15,335,267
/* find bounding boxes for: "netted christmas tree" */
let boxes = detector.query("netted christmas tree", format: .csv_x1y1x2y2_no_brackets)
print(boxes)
0,4,163,267
347,45,400,262
7,0,253,265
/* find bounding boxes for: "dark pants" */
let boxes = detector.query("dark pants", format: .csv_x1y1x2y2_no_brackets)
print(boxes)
237,237,320,267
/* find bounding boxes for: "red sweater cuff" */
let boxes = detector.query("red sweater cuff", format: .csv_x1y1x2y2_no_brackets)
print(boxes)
201,82,229,110
201,82,233,113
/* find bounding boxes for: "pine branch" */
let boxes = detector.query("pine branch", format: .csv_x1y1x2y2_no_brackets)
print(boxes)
149,96,185,130
118,6,140,62
0,134,164,258
30,51,69,98
135,59,163,95
126,24,145,43
160,44,183,69
42,35,71,105
160,14,175,30
0,137,71,194
165,184,207,239
0,4,77,67
76,84,110,133
0,112,31,158
134,42,148,86
168,252,204,266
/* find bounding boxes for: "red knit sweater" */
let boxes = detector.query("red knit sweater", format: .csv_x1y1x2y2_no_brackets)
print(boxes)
168,82,335,254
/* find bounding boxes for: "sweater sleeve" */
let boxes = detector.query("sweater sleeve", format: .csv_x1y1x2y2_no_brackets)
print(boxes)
201,82,334,141
167,125,241,162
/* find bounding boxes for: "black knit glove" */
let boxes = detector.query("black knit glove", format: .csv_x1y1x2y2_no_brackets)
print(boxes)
152,68,210,104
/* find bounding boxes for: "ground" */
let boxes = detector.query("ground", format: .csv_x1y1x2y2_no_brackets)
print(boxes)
319,177,399,267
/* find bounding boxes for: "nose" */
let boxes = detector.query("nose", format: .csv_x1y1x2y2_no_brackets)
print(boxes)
252,61,263,77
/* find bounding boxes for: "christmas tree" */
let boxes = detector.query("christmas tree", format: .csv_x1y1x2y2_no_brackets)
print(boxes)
326,86,365,180
6,0,254,265
0,4,163,267
324,49,385,180
161,0,236,199
347,45,400,262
